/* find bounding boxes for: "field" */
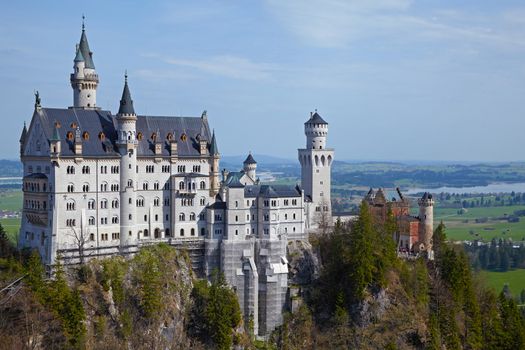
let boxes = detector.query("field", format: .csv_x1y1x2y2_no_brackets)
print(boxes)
434,205,525,242
479,269,525,297
0,190,22,243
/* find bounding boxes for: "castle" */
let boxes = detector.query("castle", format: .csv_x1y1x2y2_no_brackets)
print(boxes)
364,188,434,253
18,22,334,336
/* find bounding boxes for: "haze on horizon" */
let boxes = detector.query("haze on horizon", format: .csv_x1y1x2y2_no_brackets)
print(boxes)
1,0,525,162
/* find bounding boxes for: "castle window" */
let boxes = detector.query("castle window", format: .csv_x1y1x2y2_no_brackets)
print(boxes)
82,184,89,192
67,184,74,193
284,214,288,220
179,181,185,190
164,198,170,206
235,201,238,208
88,199,95,210
112,216,119,224
67,166,75,174
167,133,173,141
199,213,205,220
112,199,119,208
165,229,171,237
151,132,157,141
180,229,185,236
82,165,90,174
155,214,158,221
235,230,238,235
128,180,133,187
144,229,149,237
154,182,159,190
70,122,77,129
82,131,89,140
200,181,206,190
190,212,196,221
143,182,149,190
137,132,143,141
179,213,185,221
100,199,108,209
98,132,105,140
293,213,296,220
200,197,205,206
154,197,160,207
166,214,169,221
201,228,205,236
191,228,195,236
66,200,75,211
66,131,74,141
235,215,238,222
129,214,132,220
144,215,148,222
180,133,187,142
90,233,95,241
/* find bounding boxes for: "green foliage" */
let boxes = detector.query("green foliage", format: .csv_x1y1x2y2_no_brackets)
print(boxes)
25,250,46,293
101,257,127,306
190,270,242,350
132,247,165,319
0,223,14,258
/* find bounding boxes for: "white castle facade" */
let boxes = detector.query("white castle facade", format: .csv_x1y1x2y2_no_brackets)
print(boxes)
18,24,334,336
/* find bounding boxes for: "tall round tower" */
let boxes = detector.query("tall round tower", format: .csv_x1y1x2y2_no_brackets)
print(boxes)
298,111,334,230
70,19,99,109
418,192,434,251
116,73,138,252
243,153,257,180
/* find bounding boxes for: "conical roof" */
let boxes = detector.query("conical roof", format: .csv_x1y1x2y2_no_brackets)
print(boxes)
243,153,257,165
19,123,27,142
50,125,60,141
78,27,95,69
74,45,84,62
118,75,135,115
305,111,328,125
209,130,219,155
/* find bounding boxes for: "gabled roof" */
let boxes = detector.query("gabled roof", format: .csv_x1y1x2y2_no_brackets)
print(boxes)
20,123,27,143
33,108,212,157
305,112,328,125
78,28,95,69
243,153,257,165
244,184,302,198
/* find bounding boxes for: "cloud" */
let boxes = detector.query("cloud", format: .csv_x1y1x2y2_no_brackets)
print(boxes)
145,54,277,81
264,0,525,50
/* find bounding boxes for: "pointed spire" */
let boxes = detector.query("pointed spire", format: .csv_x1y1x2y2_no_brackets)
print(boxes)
74,44,84,62
75,126,82,143
50,123,61,141
78,16,95,69
243,152,257,165
118,72,135,115
19,122,27,143
209,129,219,155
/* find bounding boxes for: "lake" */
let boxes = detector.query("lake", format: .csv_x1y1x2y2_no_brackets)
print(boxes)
406,182,525,195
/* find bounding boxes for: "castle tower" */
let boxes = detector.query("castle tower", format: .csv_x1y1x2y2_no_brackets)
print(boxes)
418,192,434,251
116,73,138,252
298,111,334,228
209,130,220,196
243,153,257,181
70,18,99,109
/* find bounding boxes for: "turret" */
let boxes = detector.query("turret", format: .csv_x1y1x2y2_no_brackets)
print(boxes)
19,122,27,157
74,126,83,159
70,17,99,109
418,192,434,251
304,110,328,150
243,153,257,181
49,124,61,156
116,73,138,252
209,130,220,196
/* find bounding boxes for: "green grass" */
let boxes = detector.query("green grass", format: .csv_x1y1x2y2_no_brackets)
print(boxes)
0,190,23,211
434,205,525,242
479,269,525,297
0,218,20,244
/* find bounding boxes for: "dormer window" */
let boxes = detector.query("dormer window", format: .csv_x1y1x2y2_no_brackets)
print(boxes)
82,131,89,140
70,122,77,129
98,132,105,140
137,132,143,141
151,132,157,141
167,133,173,141
180,133,187,142
66,131,74,141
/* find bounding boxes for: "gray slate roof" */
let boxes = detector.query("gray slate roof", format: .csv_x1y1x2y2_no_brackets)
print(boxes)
244,184,301,198
243,153,256,164
36,108,212,158
118,78,135,115
305,112,328,125
78,29,95,69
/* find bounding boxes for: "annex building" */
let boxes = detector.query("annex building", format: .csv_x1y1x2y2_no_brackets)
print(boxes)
18,22,334,336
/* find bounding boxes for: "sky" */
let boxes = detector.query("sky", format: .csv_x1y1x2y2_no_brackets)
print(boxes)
1,0,525,162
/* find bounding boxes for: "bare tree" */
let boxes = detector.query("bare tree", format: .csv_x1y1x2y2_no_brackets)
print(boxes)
315,197,332,235
68,226,91,265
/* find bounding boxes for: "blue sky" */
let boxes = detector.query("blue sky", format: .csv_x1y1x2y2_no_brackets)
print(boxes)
1,0,525,161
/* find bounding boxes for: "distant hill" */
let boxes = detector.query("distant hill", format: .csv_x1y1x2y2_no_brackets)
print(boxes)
0,160,22,177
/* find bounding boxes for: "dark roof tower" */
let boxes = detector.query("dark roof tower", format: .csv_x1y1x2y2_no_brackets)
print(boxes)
305,110,328,125
118,73,135,116
243,153,257,165
19,122,27,143
209,129,219,155
78,16,95,69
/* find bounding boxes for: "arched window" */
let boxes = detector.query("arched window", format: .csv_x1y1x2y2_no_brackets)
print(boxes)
200,181,206,190
201,227,205,236
179,181,185,190
191,228,195,236
144,229,149,237
165,229,171,237
154,228,160,238
180,228,185,236
66,200,75,211
88,199,96,210
179,213,185,221
190,212,196,221
67,184,74,193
